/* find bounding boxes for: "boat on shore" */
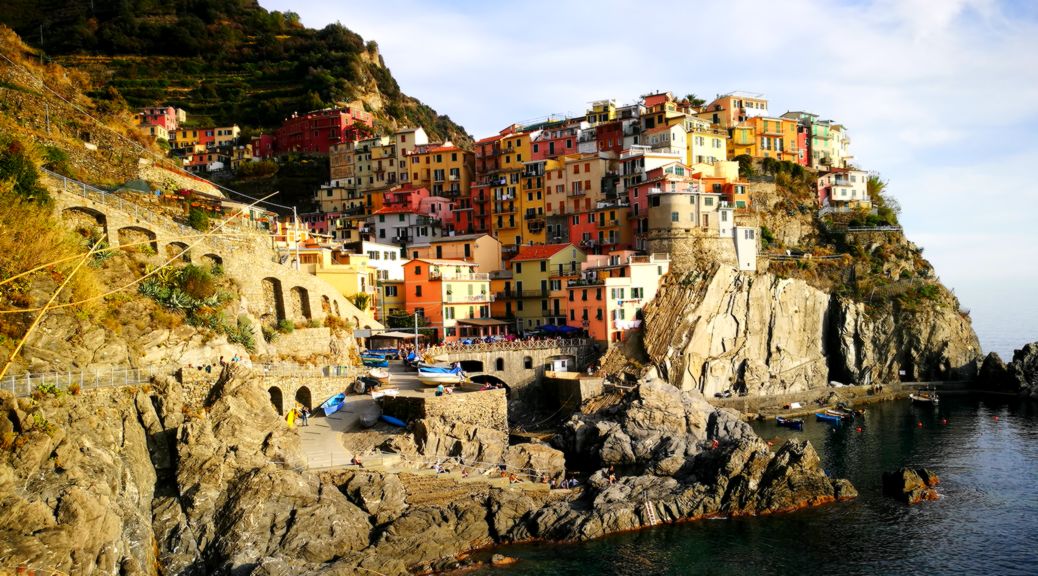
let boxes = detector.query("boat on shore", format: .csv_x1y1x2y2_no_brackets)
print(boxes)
910,391,940,405
776,416,804,430
417,362,466,386
361,353,389,368
368,367,391,385
319,393,346,417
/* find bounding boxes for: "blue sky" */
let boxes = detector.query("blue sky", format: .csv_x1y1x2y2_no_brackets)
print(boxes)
264,0,1038,356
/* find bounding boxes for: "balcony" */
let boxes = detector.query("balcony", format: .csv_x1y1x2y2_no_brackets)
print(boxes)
523,212,544,220
430,269,490,281
443,292,495,303
567,188,586,197
516,289,550,298
448,173,459,181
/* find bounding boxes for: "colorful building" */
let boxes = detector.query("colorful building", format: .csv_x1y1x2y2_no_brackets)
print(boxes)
817,169,870,210
697,92,769,129
728,116,801,163
566,251,670,344
402,259,493,341
265,106,374,156
409,233,502,273
510,244,586,333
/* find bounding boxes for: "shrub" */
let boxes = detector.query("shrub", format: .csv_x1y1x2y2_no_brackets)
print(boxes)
68,382,81,396
188,207,210,232
226,314,257,352
324,315,350,333
349,292,370,311
180,264,216,300
276,318,294,334
262,325,278,343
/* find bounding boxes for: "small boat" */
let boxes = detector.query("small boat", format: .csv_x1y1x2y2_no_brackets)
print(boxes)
417,369,466,386
910,392,940,405
417,362,460,373
368,367,391,385
367,348,400,359
380,414,406,427
362,354,389,368
815,412,843,425
776,416,804,430
825,408,856,422
319,393,346,416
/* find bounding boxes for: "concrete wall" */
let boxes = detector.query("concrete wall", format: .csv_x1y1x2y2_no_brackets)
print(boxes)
51,187,381,334
545,371,604,412
379,388,508,433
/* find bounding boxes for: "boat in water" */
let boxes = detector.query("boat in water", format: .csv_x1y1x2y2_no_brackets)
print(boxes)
910,391,940,405
776,416,804,430
815,411,844,425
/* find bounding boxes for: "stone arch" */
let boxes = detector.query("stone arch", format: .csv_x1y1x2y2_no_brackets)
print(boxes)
295,386,312,410
523,356,533,370
201,253,223,266
321,295,332,315
290,286,312,321
262,277,286,323
459,360,484,372
333,300,341,317
62,206,108,239
268,386,284,415
353,316,361,328
470,374,511,395
117,226,157,252
166,241,191,262
495,357,505,371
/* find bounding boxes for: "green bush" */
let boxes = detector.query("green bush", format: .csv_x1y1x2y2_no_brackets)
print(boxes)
179,264,216,300
276,318,294,334
262,326,278,343
0,136,50,204
226,314,257,352
760,226,775,248
188,207,210,232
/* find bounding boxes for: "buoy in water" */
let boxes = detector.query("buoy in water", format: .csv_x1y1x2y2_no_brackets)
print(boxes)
856,427,862,433
941,419,948,425
917,421,923,428
994,416,999,422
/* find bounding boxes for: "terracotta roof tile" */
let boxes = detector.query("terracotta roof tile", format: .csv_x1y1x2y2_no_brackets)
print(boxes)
511,243,577,262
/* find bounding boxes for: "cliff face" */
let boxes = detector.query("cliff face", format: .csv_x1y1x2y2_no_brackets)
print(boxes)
642,265,979,397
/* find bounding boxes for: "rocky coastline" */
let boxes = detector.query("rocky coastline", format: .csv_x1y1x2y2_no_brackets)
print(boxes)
976,343,1038,398
0,365,855,575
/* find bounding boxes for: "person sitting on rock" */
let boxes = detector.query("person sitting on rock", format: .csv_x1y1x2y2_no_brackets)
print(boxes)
509,473,519,484
351,455,363,468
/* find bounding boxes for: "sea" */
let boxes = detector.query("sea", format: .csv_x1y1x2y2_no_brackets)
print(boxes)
470,396,1038,575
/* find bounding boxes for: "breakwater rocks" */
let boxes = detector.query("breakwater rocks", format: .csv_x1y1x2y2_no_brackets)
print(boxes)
0,366,855,575
977,342,1038,398
882,467,941,504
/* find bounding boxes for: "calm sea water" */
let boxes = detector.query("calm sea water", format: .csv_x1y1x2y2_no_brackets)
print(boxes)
472,396,1038,576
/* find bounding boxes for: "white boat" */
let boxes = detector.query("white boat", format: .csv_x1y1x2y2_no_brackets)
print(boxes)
368,367,391,385
417,370,466,387
910,391,939,405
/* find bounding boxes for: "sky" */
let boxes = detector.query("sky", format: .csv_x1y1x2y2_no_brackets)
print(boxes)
264,0,1038,357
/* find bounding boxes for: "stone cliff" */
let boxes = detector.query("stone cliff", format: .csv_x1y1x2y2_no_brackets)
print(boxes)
640,264,978,397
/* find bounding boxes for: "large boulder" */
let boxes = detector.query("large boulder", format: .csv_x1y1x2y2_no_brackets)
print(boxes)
882,467,940,504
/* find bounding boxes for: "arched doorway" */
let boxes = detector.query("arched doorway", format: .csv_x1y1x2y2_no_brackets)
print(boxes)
201,253,223,267
262,277,286,322
333,301,341,317
469,374,511,395
268,386,284,415
290,286,312,320
459,360,484,372
62,206,108,240
295,386,312,410
495,357,505,371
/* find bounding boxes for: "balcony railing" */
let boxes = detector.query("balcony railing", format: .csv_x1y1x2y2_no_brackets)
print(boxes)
430,270,490,281
444,292,495,303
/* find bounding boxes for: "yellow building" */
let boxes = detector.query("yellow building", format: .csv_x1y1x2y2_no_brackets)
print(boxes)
544,153,612,217
520,160,548,245
684,116,728,166
586,99,617,125
728,117,800,163
491,132,531,249
410,233,503,273
510,243,586,332
407,143,474,199
290,247,381,320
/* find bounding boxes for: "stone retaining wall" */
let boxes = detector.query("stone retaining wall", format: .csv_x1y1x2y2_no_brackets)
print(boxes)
380,388,508,433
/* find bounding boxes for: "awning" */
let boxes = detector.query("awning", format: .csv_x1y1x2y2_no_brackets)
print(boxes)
371,331,428,339
456,319,510,326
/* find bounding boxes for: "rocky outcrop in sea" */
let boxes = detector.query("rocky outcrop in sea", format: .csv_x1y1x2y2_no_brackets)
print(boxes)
977,342,1038,398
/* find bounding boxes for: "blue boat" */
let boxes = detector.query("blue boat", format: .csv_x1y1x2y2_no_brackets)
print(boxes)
381,414,406,427
362,355,389,368
776,416,804,430
417,362,461,374
319,393,346,416
815,412,843,425
367,348,400,359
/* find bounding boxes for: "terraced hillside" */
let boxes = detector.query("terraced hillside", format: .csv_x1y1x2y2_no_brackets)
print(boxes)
0,0,470,143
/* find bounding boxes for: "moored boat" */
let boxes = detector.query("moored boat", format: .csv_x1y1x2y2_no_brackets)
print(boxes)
776,416,804,430
910,391,940,405
361,354,389,368
417,369,466,386
825,408,856,422
319,393,346,416
815,411,843,425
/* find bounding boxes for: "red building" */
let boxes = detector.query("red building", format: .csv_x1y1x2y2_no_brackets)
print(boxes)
595,120,625,155
137,106,179,131
530,123,579,160
262,106,374,156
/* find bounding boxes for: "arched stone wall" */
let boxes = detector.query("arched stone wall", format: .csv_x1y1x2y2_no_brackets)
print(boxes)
290,286,312,321
295,386,312,410
268,386,284,415
166,241,191,262
262,277,286,323
62,206,108,239
201,253,223,266
118,226,158,252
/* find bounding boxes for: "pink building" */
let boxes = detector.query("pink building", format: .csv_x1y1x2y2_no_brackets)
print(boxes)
384,185,431,211
530,124,580,160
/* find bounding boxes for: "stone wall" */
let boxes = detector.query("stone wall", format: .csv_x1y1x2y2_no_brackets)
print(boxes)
425,343,597,393
177,365,356,415
545,371,604,412
380,388,508,433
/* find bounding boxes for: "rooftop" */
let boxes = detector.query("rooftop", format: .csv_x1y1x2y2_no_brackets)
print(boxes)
512,243,577,262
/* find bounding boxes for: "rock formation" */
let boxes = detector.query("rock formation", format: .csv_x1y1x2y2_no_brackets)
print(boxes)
977,343,1038,398
641,266,979,397
882,467,940,504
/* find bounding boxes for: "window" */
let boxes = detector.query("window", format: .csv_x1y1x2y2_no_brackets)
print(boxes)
495,358,505,371
515,262,523,273
445,307,454,319
415,285,422,297
632,287,643,299
570,309,575,320
671,212,679,222
744,229,756,239
415,265,422,275
523,356,533,369
384,286,398,297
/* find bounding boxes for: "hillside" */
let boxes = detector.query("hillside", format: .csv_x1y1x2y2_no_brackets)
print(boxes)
0,0,470,144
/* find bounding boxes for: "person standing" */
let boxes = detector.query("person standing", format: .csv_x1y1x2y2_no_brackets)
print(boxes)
301,407,310,427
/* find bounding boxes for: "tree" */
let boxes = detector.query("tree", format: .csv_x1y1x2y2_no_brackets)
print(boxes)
685,93,706,107
868,174,901,226
734,154,754,178
188,207,210,231
350,292,370,311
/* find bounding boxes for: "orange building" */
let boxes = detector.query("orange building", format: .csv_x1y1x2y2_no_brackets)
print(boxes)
402,258,494,342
